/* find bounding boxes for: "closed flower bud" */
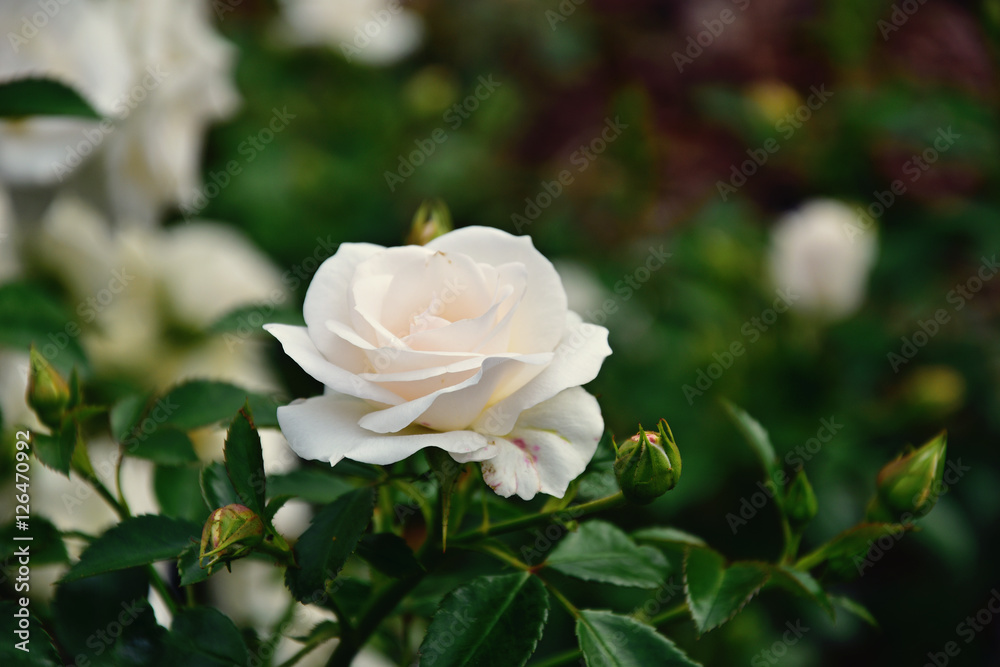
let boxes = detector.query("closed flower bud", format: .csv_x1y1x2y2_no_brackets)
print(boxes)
26,345,71,429
199,504,265,570
868,431,947,522
784,468,818,528
407,199,452,246
614,419,681,504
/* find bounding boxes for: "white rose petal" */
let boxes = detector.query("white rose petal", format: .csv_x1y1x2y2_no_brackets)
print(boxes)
268,226,612,499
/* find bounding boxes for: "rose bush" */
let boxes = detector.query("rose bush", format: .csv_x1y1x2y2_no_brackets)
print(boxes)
266,226,611,499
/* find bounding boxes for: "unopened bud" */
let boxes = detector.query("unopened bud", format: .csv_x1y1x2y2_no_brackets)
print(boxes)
407,199,452,246
867,431,948,522
27,345,71,429
784,468,817,528
199,504,264,570
614,419,681,504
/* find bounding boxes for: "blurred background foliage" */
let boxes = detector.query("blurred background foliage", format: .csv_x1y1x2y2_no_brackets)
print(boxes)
4,0,1000,665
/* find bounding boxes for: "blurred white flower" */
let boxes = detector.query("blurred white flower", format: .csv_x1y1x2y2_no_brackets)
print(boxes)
0,184,19,281
0,0,238,224
277,0,424,66
768,199,878,321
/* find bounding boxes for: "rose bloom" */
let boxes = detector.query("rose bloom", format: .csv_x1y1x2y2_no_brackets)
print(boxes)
266,226,611,499
768,199,878,321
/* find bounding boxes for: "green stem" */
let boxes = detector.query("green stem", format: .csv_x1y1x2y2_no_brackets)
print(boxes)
530,648,583,667
649,600,689,626
114,450,132,518
275,622,341,667
793,546,827,571
451,492,627,545
78,466,129,520
467,542,533,572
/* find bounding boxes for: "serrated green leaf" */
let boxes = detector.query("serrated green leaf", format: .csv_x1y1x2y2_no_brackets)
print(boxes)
418,572,548,667
285,488,375,602
156,465,209,523
155,380,281,432
31,421,78,475
632,527,708,549
0,282,88,373
831,595,879,628
127,428,198,465
546,520,668,588
267,468,354,504
357,533,423,578
0,517,68,565
0,601,61,666
0,78,101,118
224,405,266,516
166,607,248,666
683,547,770,635
575,609,701,667
767,565,834,619
61,515,200,582
201,462,242,511
110,394,150,443
177,543,212,586
721,400,780,483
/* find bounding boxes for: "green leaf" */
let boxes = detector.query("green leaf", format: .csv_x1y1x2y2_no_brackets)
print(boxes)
546,520,668,588
263,495,293,524
575,610,701,667
127,428,198,465
208,304,303,334
61,515,200,582
31,421,78,475
418,572,549,667
108,599,169,667
767,565,834,619
166,607,249,666
357,533,423,578
156,380,281,431
224,404,266,516
110,394,150,443
0,78,101,119
0,281,88,373
632,527,708,549
720,400,780,483
797,522,911,575
831,595,879,628
156,465,210,523
0,517,68,565
267,468,354,504
201,462,242,511
285,488,375,602
683,547,770,635
178,544,211,586
0,601,61,666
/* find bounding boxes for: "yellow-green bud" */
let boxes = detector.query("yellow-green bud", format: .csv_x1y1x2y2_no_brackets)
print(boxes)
613,419,681,505
26,345,71,429
784,468,818,528
199,504,264,570
407,199,453,246
868,431,948,522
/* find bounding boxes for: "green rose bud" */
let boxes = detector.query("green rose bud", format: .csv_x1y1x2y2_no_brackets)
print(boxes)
784,468,818,528
867,431,948,522
199,504,264,570
613,419,681,504
26,345,71,429
407,199,453,246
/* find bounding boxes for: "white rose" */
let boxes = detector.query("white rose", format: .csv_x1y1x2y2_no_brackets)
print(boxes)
0,0,238,224
266,226,612,500
768,199,878,321
276,0,424,66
